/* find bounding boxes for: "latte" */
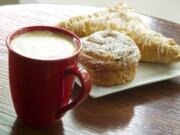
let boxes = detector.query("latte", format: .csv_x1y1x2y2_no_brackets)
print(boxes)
11,30,77,60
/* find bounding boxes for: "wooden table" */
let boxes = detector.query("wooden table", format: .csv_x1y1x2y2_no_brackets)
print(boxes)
0,4,180,135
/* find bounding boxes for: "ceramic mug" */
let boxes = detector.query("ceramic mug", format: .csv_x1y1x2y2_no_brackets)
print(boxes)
6,26,92,128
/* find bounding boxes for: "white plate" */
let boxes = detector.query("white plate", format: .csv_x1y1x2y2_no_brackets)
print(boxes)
76,63,180,98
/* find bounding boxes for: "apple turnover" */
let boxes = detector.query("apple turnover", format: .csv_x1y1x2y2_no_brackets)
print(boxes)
79,30,141,86
57,3,180,64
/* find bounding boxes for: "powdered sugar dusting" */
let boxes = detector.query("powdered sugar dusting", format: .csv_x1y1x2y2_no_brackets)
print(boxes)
81,30,141,64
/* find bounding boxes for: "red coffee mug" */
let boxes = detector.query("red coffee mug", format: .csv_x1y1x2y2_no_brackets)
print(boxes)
6,26,92,128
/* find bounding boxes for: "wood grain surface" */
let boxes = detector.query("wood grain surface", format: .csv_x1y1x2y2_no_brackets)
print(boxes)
0,4,180,135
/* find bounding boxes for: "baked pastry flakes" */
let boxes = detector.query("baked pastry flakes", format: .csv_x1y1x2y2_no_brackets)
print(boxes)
79,30,141,86
57,3,180,64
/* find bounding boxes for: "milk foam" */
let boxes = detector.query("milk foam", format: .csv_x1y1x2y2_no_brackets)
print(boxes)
11,30,77,60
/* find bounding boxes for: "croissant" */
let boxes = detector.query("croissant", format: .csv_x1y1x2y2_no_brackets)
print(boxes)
57,3,180,64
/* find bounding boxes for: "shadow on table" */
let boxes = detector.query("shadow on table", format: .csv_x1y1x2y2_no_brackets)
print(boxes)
72,79,180,133
9,118,64,135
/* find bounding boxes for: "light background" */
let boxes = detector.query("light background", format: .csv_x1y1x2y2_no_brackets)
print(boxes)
1,0,180,24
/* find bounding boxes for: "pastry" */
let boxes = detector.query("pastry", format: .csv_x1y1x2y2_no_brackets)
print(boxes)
57,3,131,37
79,30,141,86
57,3,180,64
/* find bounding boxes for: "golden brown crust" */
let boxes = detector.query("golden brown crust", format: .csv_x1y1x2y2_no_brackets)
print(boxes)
57,3,180,64
82,62,137,86
56,3,132,37
80,51,138,86
79,52,133,71
79,30,140,86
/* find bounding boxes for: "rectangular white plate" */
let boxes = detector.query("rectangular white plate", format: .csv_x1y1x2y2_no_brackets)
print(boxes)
76,63,180,98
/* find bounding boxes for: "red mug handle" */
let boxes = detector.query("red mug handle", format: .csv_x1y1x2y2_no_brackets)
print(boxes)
56,66,92,118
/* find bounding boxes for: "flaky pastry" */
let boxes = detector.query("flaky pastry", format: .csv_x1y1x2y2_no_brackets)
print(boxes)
57,3,180,64
79,30,141,86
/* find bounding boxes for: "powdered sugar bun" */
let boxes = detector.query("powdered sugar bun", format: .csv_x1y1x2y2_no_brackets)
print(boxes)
79,30,141,86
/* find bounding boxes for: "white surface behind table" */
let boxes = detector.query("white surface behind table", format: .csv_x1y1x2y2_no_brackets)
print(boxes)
19,0,180,24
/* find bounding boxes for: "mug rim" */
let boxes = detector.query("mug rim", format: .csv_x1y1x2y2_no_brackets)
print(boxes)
6,25,82,61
